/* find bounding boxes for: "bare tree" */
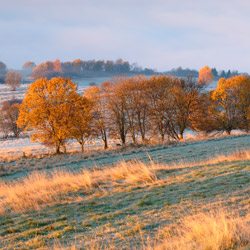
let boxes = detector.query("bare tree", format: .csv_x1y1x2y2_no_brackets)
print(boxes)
84,85,109,149
0,99,24,137
5,71,22,91
102,77,128,145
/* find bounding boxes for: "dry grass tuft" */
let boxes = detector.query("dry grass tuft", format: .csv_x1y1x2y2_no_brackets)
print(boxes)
155,209,250,250
1,148,250,215
103,160,158,184
0,161,158,214
0,169,94,214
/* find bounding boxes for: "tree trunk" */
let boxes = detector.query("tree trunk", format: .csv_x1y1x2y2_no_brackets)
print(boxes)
81,143,84,152
121,132,126,145
55,143,60,154
132,132,136,145
179,133,184,140
226,130,231,135
161,133,164,142
103,129,108,149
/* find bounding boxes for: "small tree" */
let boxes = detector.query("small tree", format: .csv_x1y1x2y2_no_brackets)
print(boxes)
103,77,129,145
17,77,80,153
5,71,22,91
22,61,36,70
69,95,93,152
198,66,214,85
172,78,202,139
0,99,24,137
84,86,109,149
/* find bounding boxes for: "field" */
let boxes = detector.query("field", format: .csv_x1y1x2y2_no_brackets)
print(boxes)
1,134,250,249
1,80,250,249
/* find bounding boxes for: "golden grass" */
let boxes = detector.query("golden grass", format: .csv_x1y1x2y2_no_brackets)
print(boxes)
154,209,250,250
1,148,250,216
166,148,250,171
0,161,158,214
48,209,250,250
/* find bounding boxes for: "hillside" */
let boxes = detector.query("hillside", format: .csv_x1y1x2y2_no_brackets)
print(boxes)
1,134,250,180
1,135,250,249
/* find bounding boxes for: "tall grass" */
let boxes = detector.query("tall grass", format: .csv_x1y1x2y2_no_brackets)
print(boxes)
48,209,250,250
1,148,250,215
0,161,158,214
154,209,250,250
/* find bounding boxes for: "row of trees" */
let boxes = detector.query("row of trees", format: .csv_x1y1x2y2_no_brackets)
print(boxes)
30,59,155,79
165,66,240,79
14,76,201,152
2,74,247,153
1,74,250,153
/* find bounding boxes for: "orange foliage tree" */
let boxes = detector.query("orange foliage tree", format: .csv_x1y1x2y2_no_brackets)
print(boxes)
17,77,81,153
210,75,250,134
22,61,36,70
198,66,214,85
69,95,93,152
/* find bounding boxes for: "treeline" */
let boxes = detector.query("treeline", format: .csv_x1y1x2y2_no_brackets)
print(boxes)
165,66,240,79
1,74,249,153
30,58,155,79
0,59,155,83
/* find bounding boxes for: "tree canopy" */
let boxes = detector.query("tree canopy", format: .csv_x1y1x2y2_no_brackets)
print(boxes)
198,66,214,85
17,77,82,153
5,71,22,91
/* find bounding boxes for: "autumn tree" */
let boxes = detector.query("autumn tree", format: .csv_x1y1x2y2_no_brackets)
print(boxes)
17,77,80,153
32,62,51,79
72,59,83,73
172,78,202,139
103,77,128,145
198,66,214,85
69,95,93,152
126,75,150,142
5,71,22,91
146,75,175,142
210,77,239,135
233,76,250,131
32,60,61,79
54,58,62,73
210,75,250,134
190,92,222,135
84,85,109,149
0,99,24,137
22,61,36,70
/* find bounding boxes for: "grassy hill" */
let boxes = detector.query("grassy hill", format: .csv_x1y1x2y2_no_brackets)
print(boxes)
1,137,250,249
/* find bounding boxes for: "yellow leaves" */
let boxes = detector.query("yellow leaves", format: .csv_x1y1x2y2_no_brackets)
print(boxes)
211,75,250,104
17,77,82,152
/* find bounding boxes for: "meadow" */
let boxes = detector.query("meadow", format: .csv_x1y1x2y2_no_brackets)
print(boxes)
1,78,250,249
1,134,250,249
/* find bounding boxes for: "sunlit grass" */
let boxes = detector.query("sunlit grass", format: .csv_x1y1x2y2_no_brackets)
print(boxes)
1,147,250,249
1,149,250,215
0,160,158,214
154,209,250,250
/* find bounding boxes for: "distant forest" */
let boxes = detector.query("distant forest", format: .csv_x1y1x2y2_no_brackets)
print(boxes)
165,67,240,79
0,58,244,83
24,58,156,80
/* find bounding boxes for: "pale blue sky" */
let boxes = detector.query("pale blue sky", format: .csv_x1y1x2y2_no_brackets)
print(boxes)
1,0,250,72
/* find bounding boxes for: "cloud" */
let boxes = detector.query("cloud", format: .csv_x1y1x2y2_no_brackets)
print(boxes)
1,0,250,72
